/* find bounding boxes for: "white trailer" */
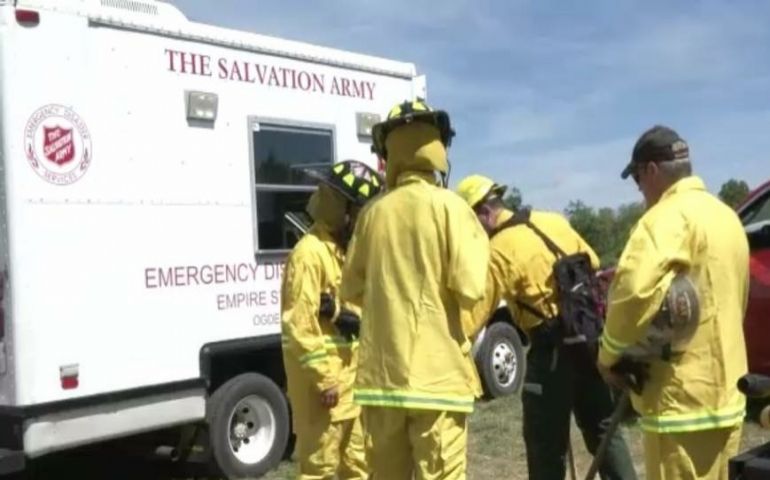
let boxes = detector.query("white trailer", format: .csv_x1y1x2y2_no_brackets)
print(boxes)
0,0,425,476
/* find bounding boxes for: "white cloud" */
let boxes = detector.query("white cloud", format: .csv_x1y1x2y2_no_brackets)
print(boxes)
451,136,640,212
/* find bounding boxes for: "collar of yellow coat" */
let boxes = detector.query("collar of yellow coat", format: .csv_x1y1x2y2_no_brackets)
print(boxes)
494,208,515,228
309,223,345,262
395,171,440,187
659,176,706,203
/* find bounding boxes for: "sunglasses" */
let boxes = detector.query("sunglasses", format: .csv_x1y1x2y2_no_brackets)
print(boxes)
631,162,648,185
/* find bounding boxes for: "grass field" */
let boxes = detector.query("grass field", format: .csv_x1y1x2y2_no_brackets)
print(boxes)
263,396,770,479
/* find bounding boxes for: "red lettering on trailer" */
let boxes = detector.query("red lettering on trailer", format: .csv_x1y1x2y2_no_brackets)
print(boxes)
267,67,281,87
180,52,197,74
166,49,377,100
312,73,325,93
351,80,364,100
254,63,268,83
351,80,375,100
264,261,285,280
217,58,228,79
341,78,352,97
186,266,199,285
174,266,186,286
144,262,265,289
164,48,177,71
165,49,212,77
364,82,375,100
229,61,244,82
297,71,311,91
330,77,341,96
145,268,158,289
285,68,293,86
200,55,212,77
216,290,273,311
253,312,280,326
158,268,174,288
243,61,255,83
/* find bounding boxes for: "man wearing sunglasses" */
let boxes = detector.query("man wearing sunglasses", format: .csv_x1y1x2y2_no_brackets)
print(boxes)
598,125,750,480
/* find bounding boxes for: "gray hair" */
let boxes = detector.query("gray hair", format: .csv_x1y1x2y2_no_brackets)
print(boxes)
658,158,692,182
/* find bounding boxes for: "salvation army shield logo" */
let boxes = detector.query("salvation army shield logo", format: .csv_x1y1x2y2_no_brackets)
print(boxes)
43,126,75,165
24,104,92,185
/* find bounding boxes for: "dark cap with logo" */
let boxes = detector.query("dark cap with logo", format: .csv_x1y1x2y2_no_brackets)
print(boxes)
621,125,690,179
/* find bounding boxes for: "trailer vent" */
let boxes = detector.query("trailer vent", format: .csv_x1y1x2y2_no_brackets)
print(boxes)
100,0,159,16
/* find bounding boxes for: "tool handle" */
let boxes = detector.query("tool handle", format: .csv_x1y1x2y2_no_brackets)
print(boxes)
584,390,631,480
611,358,649,395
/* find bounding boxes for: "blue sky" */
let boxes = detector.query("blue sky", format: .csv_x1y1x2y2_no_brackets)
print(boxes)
172,0,770,211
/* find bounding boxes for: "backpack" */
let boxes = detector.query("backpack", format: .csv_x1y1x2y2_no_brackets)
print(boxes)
491,208,604,350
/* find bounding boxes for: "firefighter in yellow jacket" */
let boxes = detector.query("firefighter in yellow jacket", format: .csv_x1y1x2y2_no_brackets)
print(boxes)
339,99,490,479
455,174,638,480
597,125,750,480
281,160,384,480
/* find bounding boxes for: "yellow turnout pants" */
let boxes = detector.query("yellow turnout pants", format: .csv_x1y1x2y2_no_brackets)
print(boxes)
295,414,367,480
362,406,468,480
643,425,742,480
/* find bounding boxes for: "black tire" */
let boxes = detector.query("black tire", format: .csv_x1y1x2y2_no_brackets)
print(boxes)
283,400,297,461
207,373,290,479
475,321,526,399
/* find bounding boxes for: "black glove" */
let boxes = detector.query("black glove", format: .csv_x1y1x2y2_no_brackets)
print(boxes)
335,309,360,342
611,357,650,395
319,293,336,320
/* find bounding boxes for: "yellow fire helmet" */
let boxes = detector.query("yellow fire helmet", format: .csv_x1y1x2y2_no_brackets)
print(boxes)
303,160,384,207
371,98,455,160
456,174,507,209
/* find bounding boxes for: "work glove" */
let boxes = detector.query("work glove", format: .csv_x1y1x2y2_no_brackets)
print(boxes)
335,309,360,342
319,293,336,320
611,357,650,395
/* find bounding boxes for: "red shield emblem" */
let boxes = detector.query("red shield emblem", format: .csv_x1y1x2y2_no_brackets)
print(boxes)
42,126,75,166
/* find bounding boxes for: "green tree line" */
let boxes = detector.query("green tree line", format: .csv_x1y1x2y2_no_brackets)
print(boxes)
502,179,750,268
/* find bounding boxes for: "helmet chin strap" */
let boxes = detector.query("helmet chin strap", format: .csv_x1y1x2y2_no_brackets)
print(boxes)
440,159,452,188
334,202,356,252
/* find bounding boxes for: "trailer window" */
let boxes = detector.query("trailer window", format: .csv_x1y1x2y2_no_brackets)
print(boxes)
252,123,334,252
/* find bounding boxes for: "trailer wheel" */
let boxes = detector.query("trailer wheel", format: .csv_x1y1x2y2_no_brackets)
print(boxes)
476,322,526,399
207,373,289,479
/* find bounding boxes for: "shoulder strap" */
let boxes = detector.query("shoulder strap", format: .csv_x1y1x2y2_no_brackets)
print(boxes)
515,300,548,320
490,207,567,258
490,207,531,237
491,208,558,321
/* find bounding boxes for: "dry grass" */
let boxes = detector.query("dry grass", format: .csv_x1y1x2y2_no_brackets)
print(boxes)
264,396,770,480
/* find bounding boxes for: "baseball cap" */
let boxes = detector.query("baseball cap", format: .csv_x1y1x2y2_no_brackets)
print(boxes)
621,125,690,179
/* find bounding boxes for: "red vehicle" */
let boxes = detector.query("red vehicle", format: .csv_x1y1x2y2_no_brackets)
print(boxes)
729,179,770,478
736,180,770,376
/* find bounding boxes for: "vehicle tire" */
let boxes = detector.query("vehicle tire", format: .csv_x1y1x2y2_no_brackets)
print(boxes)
476,321,526,399
207,373,290,479
283,399,296,461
